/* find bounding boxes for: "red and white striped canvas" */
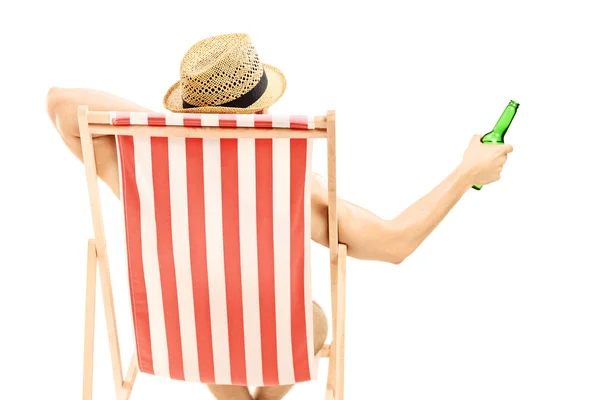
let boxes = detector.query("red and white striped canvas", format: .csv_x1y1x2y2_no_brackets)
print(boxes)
114,112,316,386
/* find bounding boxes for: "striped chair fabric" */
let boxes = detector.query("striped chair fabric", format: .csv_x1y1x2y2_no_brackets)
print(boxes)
113,112,317,387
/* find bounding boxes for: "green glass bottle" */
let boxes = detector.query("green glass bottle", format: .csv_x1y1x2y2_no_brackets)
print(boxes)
472,100,519,190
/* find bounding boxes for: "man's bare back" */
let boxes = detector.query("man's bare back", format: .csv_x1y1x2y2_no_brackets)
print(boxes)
46,87,512,400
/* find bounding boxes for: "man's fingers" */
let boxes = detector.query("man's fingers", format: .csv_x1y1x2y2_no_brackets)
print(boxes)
502,144,514,154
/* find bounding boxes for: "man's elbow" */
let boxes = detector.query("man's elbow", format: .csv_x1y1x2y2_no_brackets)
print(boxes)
383,237,419,265
377,226,416,265
388,249,412,265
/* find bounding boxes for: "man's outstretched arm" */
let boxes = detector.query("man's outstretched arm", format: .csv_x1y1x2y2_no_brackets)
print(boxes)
311,135,513,264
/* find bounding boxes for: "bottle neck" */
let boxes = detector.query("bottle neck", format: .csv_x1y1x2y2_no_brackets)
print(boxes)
491,105,518,136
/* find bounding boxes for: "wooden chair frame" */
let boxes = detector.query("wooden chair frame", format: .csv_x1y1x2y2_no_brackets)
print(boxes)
77,105,347,399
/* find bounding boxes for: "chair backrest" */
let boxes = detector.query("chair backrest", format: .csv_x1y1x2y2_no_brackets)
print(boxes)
78,108,337,388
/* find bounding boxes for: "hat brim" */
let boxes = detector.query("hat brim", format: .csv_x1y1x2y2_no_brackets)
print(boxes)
163,63,286,114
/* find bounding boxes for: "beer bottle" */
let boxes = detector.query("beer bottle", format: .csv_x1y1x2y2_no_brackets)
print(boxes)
473,100,519,190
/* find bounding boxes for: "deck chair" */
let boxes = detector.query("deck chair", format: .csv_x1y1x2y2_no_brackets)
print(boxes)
77,106,347,400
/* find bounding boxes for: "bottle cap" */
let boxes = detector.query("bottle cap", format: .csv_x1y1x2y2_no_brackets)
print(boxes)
509,100,519,108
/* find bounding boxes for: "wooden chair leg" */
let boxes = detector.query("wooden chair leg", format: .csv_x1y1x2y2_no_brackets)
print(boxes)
120,354,139,400
82,239,138,400
326,361,335,400
325,244,348,400
97,250,126,397
325,109,338,400
334,244,347,400
326,263,338,398
83,240,98,400
79,107,125,397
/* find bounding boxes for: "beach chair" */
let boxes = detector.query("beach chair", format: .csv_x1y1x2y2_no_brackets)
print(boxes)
77,106,347,399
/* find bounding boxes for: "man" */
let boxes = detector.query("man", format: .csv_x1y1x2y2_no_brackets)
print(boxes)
46,33,513,400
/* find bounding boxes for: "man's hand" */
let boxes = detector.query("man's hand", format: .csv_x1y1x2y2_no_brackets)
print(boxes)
459,134,514,186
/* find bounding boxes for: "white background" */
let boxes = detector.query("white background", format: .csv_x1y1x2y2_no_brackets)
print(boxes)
2,0,600,399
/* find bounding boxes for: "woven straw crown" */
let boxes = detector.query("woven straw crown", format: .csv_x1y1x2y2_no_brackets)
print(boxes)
163,33,286,114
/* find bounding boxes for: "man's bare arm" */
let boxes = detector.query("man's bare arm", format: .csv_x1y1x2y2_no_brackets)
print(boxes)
311,136,513,264
47,87,152,197
311,168,471,264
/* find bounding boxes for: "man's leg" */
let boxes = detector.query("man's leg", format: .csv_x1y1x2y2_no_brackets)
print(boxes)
46,87,152,197
206,302,328,400
206,385,254,400
252,301,329,400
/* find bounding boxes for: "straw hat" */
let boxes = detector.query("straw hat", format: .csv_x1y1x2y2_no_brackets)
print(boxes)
163,33,286,114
